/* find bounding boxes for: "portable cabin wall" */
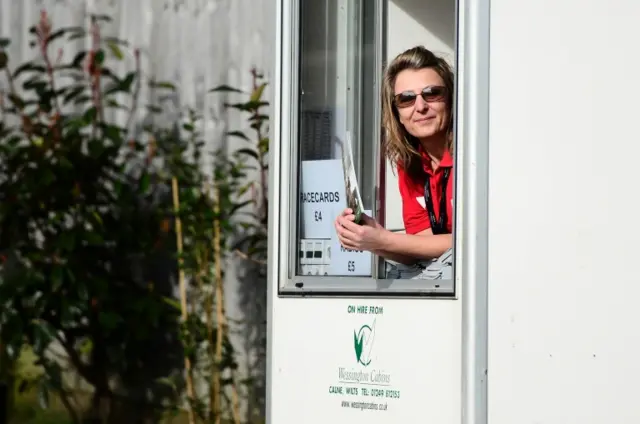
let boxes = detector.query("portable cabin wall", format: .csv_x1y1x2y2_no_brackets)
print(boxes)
487,0,640,422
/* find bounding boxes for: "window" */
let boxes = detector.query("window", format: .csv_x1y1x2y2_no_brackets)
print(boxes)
276,0,459,296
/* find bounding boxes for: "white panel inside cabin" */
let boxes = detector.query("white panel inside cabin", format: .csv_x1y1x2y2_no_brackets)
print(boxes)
384,0,455,231
488,0,640,423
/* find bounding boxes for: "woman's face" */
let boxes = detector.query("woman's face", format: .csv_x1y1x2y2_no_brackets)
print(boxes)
393,68,450,140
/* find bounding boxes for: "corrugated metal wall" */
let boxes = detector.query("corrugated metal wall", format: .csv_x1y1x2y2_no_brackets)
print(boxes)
0,0,274,420
1,0,274,154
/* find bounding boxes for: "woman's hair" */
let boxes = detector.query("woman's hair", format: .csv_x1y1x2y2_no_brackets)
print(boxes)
381,46,455,181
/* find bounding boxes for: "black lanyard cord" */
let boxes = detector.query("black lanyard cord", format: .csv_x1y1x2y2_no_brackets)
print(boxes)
423,168,450,235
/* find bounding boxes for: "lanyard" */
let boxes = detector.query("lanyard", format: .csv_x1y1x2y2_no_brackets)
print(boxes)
423,168,451,235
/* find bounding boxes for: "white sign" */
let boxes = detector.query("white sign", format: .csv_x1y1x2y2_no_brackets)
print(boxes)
300,159,346,239
329,209,373,276
328,304,400,412
269,298,461,423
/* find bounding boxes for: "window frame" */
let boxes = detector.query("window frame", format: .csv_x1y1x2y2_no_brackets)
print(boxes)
274,0,463,297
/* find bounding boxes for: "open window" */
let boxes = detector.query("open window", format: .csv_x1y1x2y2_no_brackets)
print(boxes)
276,0,459,296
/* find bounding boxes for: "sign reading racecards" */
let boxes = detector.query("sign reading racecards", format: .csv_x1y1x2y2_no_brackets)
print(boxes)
329,209,373,276
300,160,346,239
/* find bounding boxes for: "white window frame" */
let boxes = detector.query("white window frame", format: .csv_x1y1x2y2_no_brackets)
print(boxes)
269,0,487,299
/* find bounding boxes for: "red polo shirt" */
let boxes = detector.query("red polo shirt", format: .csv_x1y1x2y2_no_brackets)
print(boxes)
397,148,454,234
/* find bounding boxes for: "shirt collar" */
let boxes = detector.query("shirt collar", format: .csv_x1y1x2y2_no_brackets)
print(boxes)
419,145,453,175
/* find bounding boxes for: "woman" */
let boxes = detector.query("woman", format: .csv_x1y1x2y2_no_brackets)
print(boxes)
334,46,455,279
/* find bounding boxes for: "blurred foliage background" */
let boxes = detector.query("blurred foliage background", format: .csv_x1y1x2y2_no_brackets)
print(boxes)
0,9,269,424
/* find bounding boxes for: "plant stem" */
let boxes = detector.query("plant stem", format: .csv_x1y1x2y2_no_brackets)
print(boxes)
172,176,196,424
234,248,267,266
56,385,81,424
198,246,215,422
213,186,223,424
125,49,141,133
200,185,216,422
212,186,242,424
230,370,241,424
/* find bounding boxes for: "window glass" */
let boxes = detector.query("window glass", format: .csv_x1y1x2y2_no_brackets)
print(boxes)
295,0,377,277
286,0,458,294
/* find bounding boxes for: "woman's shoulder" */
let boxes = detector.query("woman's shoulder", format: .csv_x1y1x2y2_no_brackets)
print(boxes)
396,163,423,196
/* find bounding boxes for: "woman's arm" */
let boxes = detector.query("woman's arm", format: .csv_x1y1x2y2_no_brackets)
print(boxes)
335,210,452,266
373,230,452,265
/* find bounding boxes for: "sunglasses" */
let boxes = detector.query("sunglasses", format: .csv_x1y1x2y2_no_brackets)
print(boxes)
393,85,447,108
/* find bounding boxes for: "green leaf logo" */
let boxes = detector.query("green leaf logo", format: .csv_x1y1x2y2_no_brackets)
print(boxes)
354,323,374,366
354,330,364,363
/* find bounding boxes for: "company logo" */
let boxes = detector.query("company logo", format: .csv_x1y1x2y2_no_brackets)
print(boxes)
353,319,376,366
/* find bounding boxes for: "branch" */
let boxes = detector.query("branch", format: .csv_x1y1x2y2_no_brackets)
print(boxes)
125,49,141,133
56,331,92,386
213,186,224,424
233,248,266,266
171,176,196,424
55,384,81,424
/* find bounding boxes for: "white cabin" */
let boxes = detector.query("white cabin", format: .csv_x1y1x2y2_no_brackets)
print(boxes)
266,0,640,423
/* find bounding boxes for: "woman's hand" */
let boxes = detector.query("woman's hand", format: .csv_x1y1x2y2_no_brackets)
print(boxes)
334,208,387,252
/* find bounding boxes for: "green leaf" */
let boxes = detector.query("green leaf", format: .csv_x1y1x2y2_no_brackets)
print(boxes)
0,38,10,48
250,82,268,102
87,138,105,158
162,296,182,311
139,172,150,193
230,200,253,216
71,51,87,68
120,71,137,91
73,95,92,105
8,93,24,109
103,124,122,142
33,320,57,356
99,312,121,330
92,211,103,226
65,268,76,284
51,266,64,292
84,230,104,246
354,330,363,363
83,107,97,123
147,104,163,114
79,339,93,355
105,71,135,95
225,100,268,112
18,380,29,394
156,376,177,390
249,114,270,123
103,37,129,47
238,182,254,197
12,62,46,78
235,148,259,160
59,231,76,251
47,27,82,45
150,81,177,91
63,86,85,104
105,98,128,110
94,49,105,66
45,362,63,389
107,41,124,60
91,14,113,23
0,51,7,70
209,84,244,94
226,130,249,141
